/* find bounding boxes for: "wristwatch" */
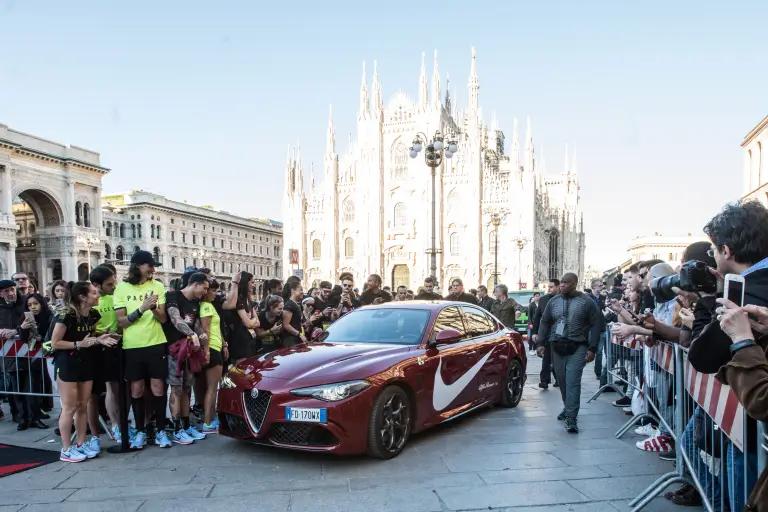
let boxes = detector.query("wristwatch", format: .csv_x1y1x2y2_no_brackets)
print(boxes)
730,339,756,354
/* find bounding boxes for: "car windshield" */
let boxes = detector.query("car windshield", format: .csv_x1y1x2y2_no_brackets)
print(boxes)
322,308,431,345
508,292,535,306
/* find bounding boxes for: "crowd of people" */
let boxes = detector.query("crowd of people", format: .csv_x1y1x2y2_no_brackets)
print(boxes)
526,200,766,511
1,201,766,511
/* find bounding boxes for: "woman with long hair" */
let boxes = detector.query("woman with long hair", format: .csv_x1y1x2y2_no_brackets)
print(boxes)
48,280,69,315
199,277,233,434
223,271,259,363
16,293,52,430
51,281,117,462
281,280,306,347
256,295,284,351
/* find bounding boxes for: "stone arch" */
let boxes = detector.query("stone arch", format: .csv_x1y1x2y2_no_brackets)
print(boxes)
13,185,65,228
392,264,410,290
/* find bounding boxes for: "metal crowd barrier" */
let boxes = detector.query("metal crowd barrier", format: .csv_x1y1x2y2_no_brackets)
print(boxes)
592,330,768,511
1,336,111,440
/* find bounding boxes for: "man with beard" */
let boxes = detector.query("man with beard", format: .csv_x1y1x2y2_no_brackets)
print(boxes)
360,274,393,305
0,280,26,421
414,277,442,300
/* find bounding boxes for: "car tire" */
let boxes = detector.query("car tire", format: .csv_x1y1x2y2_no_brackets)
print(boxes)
500,359,524,408
366,385,412,460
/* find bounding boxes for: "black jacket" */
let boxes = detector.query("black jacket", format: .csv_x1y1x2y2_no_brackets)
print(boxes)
533,293,555,335
478,295,494,312
446,292,478,305
528,301,539,327
0,294,24,332
414,291,442,301
689,267,768,374
536,292,601,352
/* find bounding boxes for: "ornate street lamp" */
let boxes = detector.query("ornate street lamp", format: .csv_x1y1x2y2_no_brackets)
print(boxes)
409,130,458,289
77,234,101,275
484,208,510,287
512,233,530,290
192,249,208,269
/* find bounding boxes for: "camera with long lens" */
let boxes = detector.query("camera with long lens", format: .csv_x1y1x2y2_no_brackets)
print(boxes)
651,260,718,302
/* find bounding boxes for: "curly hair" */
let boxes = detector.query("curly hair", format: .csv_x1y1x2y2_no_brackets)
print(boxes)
704,200,768,265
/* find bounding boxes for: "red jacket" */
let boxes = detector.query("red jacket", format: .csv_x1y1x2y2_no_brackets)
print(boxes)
168,337,207,376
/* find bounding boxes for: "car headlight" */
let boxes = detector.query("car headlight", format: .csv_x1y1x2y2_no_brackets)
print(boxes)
290,380,370,402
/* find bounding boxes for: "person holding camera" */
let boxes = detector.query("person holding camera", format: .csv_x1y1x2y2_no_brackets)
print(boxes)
685,200,768,512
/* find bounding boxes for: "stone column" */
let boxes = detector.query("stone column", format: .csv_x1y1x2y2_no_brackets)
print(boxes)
7,243,16,277
94,186,103,234
65,170,76,227
1,164,12,215
36,256,49,291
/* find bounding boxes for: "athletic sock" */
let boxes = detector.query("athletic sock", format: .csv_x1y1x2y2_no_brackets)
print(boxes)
130,396,145,432
181,416,190,430
152,394,167,432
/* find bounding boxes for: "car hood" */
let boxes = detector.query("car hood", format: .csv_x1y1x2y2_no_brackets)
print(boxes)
235,342,413,383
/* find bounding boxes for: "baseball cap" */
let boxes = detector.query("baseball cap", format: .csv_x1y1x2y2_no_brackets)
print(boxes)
131,250,162,267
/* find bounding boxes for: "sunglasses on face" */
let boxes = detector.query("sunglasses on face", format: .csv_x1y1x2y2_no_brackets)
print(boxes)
13,276,28,281
341,283,353,288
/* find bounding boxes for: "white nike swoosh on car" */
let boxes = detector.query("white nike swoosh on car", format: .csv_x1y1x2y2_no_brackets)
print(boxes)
432,350,493,411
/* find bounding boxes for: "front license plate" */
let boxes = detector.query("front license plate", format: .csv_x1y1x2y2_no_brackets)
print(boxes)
285,407,327,423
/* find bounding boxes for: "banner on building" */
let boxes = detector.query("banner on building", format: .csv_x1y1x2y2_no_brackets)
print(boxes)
289,249,299,265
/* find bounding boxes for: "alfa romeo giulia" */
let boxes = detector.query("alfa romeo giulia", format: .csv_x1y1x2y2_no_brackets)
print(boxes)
217,301,526,459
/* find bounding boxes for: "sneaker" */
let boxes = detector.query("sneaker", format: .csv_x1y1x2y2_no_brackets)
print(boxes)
76,442,99,459
564,417,579,433
612,396,632,407
155,430,173,448
111,424,122,443
185,426,206,440
636,434,674,453
86,436,101,454
634,424,660,437
60,446,87,463
622,407,632,413
202,422,219,434
538,382,549,390
659,448,677,462
557,410,567,421
173,429,195,445
553,381,559,388
130,431,147,450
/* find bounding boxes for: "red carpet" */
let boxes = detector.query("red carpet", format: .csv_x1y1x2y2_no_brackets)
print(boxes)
0,443,60,477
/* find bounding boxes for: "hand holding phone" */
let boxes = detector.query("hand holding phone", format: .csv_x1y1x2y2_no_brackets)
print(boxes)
724,273,745,308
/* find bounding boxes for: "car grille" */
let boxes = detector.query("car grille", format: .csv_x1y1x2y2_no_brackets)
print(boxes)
222,413,251,437
243,390,272,433
268,423,339,447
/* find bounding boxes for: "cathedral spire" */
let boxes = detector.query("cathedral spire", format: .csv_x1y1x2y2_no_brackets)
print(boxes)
358,61,369,121
310,162,315,188
445,73,451,114
524,116,534,173
295,143,304,194
326,104,335,155
468,46,479,114
431,49,441,112
511,117,520,164
418,52,428,113
285,144,293,193
564,144,569,174
371,60,382,118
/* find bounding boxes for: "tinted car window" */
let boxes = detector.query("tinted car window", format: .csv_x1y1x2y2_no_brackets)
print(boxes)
461,306,497,337
432,306,465,342
323,308,430,345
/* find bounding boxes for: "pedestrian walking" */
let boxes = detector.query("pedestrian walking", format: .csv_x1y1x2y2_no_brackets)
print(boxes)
536,273,600,433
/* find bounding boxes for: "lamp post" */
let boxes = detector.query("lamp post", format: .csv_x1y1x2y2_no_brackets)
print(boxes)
484,208,510,287
512,233,530,290
77,233,101,276
409,130,458,290
192,249,208,269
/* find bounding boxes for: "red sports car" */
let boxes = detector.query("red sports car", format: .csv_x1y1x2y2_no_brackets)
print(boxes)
217,301,526,459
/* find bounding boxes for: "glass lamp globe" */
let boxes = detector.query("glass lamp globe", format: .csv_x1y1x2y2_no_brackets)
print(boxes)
448,143,458,153
433,140,444,150
445,150,454,158
409,150,418,159
412,142,423,152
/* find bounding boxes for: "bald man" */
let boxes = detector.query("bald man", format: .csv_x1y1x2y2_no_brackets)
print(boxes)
536,272,601,433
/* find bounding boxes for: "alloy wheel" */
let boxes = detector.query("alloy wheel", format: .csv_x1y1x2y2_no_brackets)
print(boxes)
379,393,410,453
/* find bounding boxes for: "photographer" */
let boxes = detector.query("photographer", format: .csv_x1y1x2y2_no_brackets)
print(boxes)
687,200,768,512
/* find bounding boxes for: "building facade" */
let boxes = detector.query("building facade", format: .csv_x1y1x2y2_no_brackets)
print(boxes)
100,191,283,292
282,49,585,293
627,233,708,269
742,114,768,205
1,123,108,284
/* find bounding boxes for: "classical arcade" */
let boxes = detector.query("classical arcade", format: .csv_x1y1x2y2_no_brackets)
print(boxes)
0,123,107,285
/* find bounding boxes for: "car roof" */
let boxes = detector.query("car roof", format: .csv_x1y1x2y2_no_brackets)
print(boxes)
359,300,475,311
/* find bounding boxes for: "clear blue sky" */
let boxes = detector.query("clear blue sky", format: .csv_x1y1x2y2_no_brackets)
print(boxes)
2,0,766,269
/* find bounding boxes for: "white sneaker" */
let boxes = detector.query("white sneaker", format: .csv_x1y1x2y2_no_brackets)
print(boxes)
60,446,87,463
75,442,99,459
622,407,632,413
634,424,660,437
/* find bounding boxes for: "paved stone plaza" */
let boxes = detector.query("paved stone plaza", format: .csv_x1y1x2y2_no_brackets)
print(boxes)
0,362,700,511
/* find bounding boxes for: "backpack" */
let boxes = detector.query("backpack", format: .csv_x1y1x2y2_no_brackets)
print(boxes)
41,312,61,356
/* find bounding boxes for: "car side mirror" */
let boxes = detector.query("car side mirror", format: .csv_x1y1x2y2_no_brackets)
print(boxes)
430,328,462,348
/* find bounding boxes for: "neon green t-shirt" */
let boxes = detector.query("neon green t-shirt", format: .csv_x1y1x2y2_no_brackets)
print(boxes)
93,295,118,335
200,301,222,351
113,280,167,350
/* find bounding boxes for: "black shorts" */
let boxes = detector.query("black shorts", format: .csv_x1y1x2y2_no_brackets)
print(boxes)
203,348,223,370
92,346,119,393
124,344,168,383
55,350,94,383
